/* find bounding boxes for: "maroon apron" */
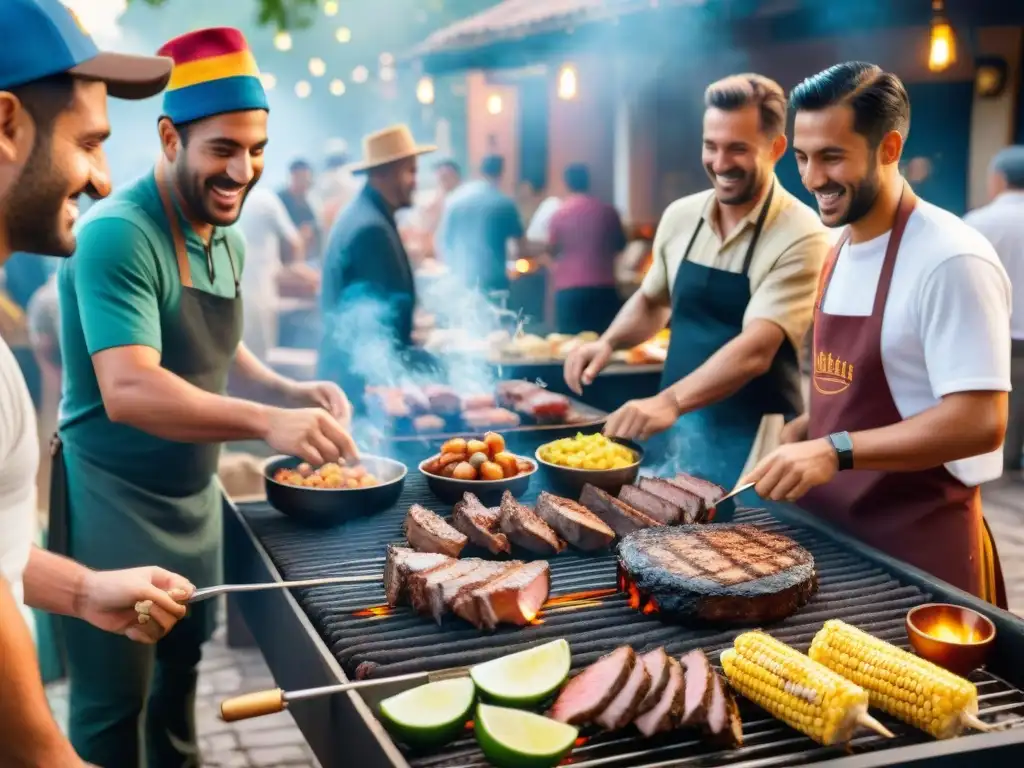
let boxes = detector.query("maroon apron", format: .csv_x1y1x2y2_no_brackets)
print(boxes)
800,189,1007,608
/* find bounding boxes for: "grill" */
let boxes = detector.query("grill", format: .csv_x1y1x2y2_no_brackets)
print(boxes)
228,439,1024,768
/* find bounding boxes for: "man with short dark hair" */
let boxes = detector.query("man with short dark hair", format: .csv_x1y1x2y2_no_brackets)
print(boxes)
567,74,830,493
745,62,1011,606
965,145,1024,471
279,156,320,262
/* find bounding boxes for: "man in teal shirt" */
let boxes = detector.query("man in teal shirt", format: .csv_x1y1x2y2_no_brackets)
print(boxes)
56,27,356,768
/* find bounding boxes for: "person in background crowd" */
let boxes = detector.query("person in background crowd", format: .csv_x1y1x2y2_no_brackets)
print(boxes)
317,138,362,234
964,145,1024,472
0,2,197,766
422,157,462,241
546,163,627,334
745,62,1010,607
566,74,830,492
278,157,321,263
526,187,563,245
28,271,61,510
435,154,529,295
319,124,437,410
56,28,355,767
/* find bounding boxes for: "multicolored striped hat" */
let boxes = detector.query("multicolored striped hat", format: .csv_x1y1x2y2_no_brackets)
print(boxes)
157,27,268,125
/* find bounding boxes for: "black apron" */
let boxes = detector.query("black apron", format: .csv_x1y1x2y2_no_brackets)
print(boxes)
656,182,801,508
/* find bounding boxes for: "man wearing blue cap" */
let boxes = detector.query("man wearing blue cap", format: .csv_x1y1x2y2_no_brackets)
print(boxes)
55,24,357,768
0,2,199,766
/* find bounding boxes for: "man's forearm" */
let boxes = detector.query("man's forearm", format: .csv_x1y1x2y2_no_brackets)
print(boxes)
850,392,1007,472
601,291,671,351
0,578,81,767
232,342,295,399
23,547,88,618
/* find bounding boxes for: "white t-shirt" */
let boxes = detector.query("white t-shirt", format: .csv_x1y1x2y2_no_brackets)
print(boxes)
820,199,1012,486
963,191,1024,340
0,334,38,632
526,196,562,243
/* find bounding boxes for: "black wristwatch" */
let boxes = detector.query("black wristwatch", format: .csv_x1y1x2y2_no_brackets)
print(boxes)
827,431,854,471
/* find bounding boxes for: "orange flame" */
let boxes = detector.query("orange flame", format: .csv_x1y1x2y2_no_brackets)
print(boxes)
618,564,661,615
352,605,394,619
543,588,618,608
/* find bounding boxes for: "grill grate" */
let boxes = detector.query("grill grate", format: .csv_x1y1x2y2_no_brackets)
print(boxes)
241,469,1024,766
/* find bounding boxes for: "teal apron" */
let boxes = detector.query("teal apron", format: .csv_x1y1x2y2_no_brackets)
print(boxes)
654,183,801,518
49,161,243,768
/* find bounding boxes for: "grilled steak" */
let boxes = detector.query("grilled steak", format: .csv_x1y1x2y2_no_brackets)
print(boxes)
535,492,615,551
673,472,726,508
461,393,496,411
424,560,517,624
422,384,461,415
618,525,817,625
705,669,743,746
408,559,480,614
580,484,662,537
383,546,453,607
635,647,671,716
619,484,683,525
454,560,550,629
638,477,705,524
549,646,635,725
498,492,566,555
404,504,468,558
596,651,652,730
678,648,714,726
634,656,684,737
452,493,511,555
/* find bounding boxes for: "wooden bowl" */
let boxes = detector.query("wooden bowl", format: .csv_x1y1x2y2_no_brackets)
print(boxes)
534,438,643,498
906,603,996,676
418,454,537,506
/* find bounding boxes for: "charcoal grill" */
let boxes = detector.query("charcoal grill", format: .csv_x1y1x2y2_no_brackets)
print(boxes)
224,437,1024,768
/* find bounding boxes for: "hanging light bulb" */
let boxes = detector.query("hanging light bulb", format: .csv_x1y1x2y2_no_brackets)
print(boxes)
274,31,292,51
379,52,395,66
558,63,578,100
295,80,312,99
380,66,395,83
335,26,352,43
352,65,369,84
323,0,339,16
416,76,435,105
308,57,326,77
329,79,346,96
260,73,277,91
928,0,956,72
486,93,503,115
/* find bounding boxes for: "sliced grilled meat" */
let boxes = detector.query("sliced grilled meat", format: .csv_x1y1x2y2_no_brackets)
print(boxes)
498,491,566,555
705,670,743,747
535,492,615,551
618,524,817,625
639,477,705,524
635,647,671,716
549,646,635,725
425,560,516,624
383,546,454,607
634,656,684,737
472,561,550,630
452,493,511,555
673,472,726,508
404,504,468,558
596,651,652,730
408,559,480,614
619,484,683,525
580,484,662,537
678,648,714,727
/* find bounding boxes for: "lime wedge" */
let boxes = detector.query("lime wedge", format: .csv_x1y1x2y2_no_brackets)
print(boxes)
378,678,475,748
471,639,571,707
475,704,579,768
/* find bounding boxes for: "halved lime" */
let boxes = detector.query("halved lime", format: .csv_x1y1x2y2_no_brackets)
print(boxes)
470,639,571,707
378,678,475,748
475,704,579,768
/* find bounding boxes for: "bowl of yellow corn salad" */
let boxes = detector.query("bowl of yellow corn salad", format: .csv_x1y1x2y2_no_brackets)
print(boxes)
535,432,643,497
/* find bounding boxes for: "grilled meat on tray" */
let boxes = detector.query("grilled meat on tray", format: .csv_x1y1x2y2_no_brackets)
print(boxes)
452,492,511,555
535,492,615,551
635,647,671,716
404,504,468,558
618,484,683,525
549,646,635,725
383,546,454,607
596,651,652,731
498,491,566,555
638,476,706,524
579,484,662,537
454,560,551,630
618,524,817,625
634,656,685,737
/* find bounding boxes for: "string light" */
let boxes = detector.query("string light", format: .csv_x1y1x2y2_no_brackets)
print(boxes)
486,93,503,115
380,66,395,82
379,52,394,66
260,73,277,90
335,26,352,43
309,57,326,77
295,80,312,99
558,63,578,100
274,31,292,51
323,0,339,16
416,76,435,105
352,66,369,84
329,79,346,96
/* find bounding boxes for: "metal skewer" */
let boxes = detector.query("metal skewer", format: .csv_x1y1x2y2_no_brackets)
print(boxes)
713,482,755,508
188,574,382,604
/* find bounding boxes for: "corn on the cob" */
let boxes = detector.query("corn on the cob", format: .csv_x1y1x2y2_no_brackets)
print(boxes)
808,619,991,740
721,631,893,746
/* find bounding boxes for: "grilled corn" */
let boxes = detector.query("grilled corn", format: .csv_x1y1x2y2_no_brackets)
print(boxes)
809,619,990,739
721,631,893,746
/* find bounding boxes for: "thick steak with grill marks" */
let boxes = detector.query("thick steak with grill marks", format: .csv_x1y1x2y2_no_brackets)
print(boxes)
638,477,705,524
618,484,682,525
618,524,817,625
498,492,566,555
383,546,454,607
535,492,615,551
580,484,662,537
452,493,511,555
404,504,468,558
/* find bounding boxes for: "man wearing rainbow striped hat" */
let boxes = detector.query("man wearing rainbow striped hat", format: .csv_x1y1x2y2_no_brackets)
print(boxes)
55,27,356,767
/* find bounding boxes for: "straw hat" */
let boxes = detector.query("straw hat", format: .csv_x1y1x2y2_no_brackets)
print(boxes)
347,125,437,174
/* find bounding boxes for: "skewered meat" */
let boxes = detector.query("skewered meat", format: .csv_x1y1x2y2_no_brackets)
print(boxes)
453,560,550,629
413,414,446,434
383,546,454,607
498,492,566,555
638,477,706,524
672,472,726,508
408,559,480,614
633,657,684,737
635,647,672,716
678,648,713,726
618,484,683,525
549,646,635,725
579,484,662,537
452,493,511,555
534,492,616,551
596,651,652,730
423,560,517,624
404,505,468,558
618,524,817,624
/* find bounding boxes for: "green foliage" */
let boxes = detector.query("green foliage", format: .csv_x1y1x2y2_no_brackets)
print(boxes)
130,0,319,30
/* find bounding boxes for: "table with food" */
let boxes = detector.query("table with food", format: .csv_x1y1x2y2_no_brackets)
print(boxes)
219,424,1024,768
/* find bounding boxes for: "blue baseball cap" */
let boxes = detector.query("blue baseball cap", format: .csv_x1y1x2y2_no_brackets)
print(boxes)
0,0,172,100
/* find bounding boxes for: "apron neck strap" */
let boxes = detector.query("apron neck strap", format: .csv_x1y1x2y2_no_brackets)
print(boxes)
155,160,194,289
682,181,775,275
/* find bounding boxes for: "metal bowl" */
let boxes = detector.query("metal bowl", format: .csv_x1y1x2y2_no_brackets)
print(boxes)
418,454,536,506
533,438,643,499
264,455,407,527
906,603,996,676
